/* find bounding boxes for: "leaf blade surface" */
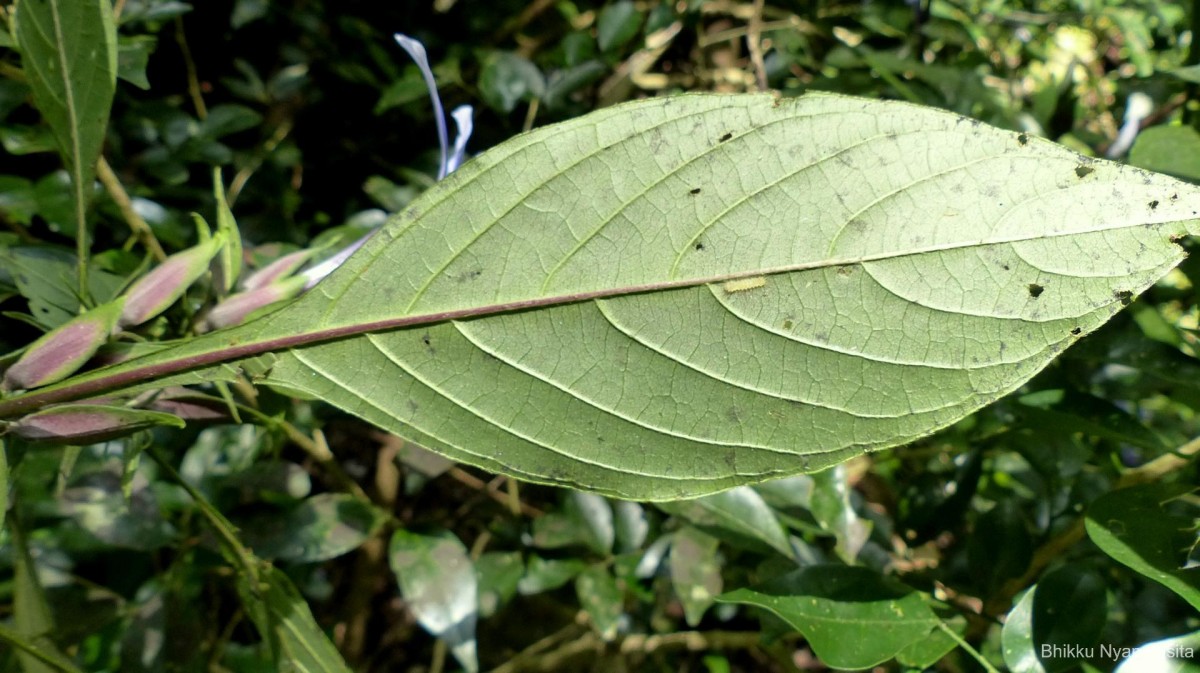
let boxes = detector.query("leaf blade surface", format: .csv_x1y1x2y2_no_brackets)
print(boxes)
5,93,1199,499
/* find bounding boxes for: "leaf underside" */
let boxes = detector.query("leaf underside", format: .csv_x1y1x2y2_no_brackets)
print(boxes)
9,93,1200,500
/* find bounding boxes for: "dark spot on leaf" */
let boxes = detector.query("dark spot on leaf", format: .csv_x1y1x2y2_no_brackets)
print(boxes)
1171,193,1179,201
421,333,435,354
782,319,794,330
1075,164,1094,179
1149,200,1159,210
837,265,854,276
456,269,482,282
694,242,705,251
1027,283,1044,298
1070,327,1082,335
1001,264,1011,271
718,132,733,142
1017,133,1029,145
1115,290,1133,305
689,187,701,195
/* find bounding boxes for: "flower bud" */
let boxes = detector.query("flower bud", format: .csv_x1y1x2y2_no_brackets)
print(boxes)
201,274,307,331
7,404,184,445
119,235,225,329
2,299,124,392
242,248,317,291
146,387,231,422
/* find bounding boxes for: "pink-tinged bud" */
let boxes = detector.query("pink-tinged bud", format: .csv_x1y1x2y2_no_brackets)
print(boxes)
2,300,124,392
201,274,307,331
7,404,184,445
242,248,317,291
119,235,225,328
146,388,231,422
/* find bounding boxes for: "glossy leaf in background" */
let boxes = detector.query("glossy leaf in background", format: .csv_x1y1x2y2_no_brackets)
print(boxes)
809,465,871,562
518,555,586,595
1001,565,1108,673
237,493,386,563
658,486,792,557
1001,587,1045,673
474,551,523,618
1086,483,1200,611
718,565,941,669
575,564,624,640
237,564,354,673
597,1,643,52
967,499,1033,594
1130,126,1200,183
58,464,177,551
531,491,615,554
478,52,544,114
388,530,479,673
668,525,722,627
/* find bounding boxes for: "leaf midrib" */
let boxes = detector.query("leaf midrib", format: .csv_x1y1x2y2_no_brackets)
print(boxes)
0,210,1180,423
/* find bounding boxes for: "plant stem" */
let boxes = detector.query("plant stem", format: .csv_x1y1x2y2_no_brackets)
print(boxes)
96,156,167,261
174,16,208,120
746,0,768,92
1187,0,1200,129
937,620,1001,673
489,629,767,673
147,447,261,583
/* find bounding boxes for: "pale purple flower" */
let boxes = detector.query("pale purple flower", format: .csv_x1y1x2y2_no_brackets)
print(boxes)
300,33,474,289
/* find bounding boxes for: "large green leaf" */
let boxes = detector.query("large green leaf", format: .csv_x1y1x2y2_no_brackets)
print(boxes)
3,93,1199,500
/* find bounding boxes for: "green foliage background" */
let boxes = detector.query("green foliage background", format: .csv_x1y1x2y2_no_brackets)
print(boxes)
0,0,1199,671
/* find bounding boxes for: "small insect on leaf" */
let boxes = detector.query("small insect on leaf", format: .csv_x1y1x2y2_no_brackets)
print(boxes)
722,277,767,294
